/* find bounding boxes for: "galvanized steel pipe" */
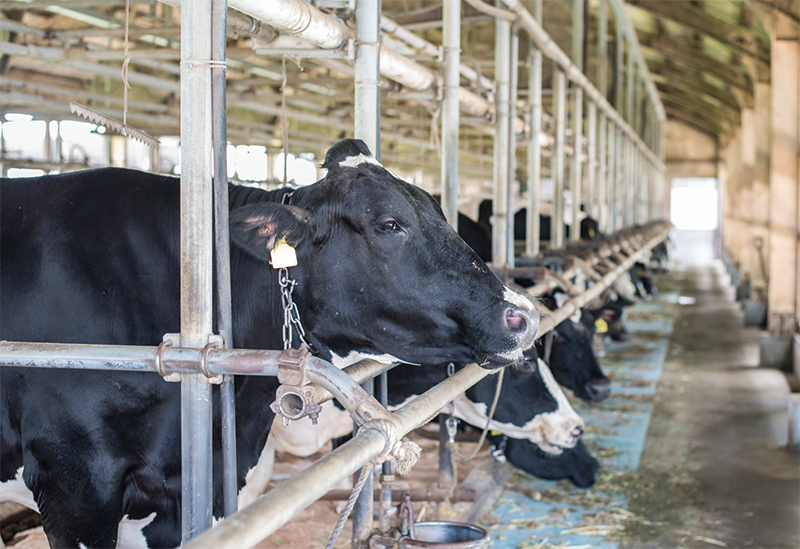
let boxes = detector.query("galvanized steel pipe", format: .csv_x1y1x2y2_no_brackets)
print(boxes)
441,0,461,230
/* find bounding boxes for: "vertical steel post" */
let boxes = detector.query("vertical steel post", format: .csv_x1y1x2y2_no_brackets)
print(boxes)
586,101,597,223
352,0,381,541
605,121,614,234
572,0,584,73
614,23,623,115
211,0,237,519
441,0,460,230
493,16,512,264
355,0,381,154
180,0,214,540
625,43,634,124
570,86,583,242
526,0,543,257
570,0,584,242
553,67,567,248
597,0,607,97
597,112,607,228
507,26,520,266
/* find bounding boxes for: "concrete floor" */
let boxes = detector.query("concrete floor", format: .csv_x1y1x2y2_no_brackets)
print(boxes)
624,231,800,549
484,230,799,549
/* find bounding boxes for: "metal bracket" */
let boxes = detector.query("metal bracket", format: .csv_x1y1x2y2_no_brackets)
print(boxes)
200,334,224,385
269,344,323,425
315,0,355,9
156,333,181,382
253,38,355,61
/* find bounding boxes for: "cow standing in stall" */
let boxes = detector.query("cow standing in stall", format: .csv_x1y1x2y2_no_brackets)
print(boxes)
0,140,539,549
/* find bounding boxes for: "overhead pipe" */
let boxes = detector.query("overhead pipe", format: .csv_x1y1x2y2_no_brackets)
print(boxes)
157,0,278,42
225,0,522,131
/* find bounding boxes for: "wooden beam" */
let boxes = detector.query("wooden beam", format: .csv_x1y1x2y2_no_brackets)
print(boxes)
656,84,740,127
663,104,729,138
658,62,743,110
629,0,770,65
642,38,754,95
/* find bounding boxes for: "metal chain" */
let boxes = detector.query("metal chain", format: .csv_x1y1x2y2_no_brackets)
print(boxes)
278,267,311,351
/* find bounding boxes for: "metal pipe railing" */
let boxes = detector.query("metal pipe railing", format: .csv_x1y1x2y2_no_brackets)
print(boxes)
0,222,671,548
499,0,663,171
180,361,495,549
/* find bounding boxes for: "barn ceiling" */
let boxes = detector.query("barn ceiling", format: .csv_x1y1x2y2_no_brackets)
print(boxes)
0,0,778,183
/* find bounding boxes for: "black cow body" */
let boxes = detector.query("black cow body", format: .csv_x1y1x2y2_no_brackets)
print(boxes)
538,291,611,403
477,200,601,244
0,140,538,548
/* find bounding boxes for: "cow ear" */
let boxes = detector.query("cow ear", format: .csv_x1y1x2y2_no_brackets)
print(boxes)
229,203,311,262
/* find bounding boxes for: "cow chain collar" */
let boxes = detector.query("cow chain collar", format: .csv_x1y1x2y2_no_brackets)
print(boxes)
278,268,313,351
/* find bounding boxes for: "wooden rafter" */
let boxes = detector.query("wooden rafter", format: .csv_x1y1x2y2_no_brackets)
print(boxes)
628,0,770,65
657,85,740,128
664,106,724,140
663,100,731,136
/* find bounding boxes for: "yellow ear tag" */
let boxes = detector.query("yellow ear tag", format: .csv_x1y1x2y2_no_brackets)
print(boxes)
595,317,608,334
489,430,503,436
270,237,297,269
589,227,595,238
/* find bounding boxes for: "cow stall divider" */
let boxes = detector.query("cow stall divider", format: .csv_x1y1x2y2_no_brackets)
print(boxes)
0,221,670,548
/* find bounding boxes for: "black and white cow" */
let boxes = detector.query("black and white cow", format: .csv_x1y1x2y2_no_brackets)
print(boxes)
540,291,612,403
488,435,599,488
0,139,538,549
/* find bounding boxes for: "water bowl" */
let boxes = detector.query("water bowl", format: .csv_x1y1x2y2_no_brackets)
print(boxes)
399,521,490,549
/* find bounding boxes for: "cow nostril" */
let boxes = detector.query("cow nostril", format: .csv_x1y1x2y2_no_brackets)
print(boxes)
505,309,527,332
572,425,584,438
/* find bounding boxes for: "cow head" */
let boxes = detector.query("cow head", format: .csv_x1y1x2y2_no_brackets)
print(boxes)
489,435,600,488
541,290,611,403
451,349,584,454
229,139,538,369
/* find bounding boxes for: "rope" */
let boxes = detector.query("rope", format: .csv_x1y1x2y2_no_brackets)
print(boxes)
447,367,506,462
324,461,373,549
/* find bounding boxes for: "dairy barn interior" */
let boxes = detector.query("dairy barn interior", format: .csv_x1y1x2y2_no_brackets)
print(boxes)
1,0,799,548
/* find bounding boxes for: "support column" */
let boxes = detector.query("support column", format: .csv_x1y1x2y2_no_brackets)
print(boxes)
753,78,771,301
180,0,214,540
768,20,799,337
526,0,543,257
553,68,567,248
492,17,512,264
441,0,460,230
352,1,382,539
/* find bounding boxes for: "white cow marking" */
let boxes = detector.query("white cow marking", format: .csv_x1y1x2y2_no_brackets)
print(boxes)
338,154,382,169
330,351,408,369
0,468,38,512
450,359,583,454
117,513,156,549
503,287,535,311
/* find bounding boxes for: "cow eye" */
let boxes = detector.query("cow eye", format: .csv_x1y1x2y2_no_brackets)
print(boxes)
517,358,536,372
377,219,403,233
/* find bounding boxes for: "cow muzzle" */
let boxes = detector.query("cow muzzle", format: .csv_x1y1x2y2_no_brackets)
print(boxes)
502,290,539,348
